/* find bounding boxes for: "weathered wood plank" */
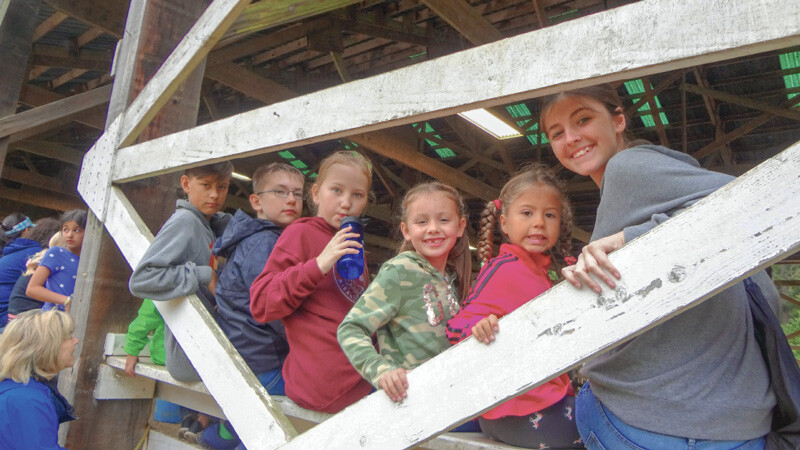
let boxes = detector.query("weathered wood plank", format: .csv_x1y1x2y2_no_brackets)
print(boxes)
0,84,112,139
350,128,500,200
0,0,41,178
18,83,108,130
117,0,252,148
0,185,83,211
420,0,503,46
43,0,128,37
281,141,800,448
205,63,297,104
94,364,156,400
12,140,84,165
110,0,800,182
226,0,363,38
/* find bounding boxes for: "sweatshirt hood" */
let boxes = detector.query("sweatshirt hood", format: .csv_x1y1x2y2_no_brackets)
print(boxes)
2,238,41,256
291,216,337,235
214,209,282,258
176,199,230,237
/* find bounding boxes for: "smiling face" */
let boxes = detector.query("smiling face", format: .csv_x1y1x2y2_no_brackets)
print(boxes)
400,191,467,273
58,335,79,370
500,183,561,255
251,171,304,228
311,163,370,229
181,174,230,219
543,95,627,186
61,220,84,255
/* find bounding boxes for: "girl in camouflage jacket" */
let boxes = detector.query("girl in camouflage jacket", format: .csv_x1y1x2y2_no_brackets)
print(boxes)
338,182,471,404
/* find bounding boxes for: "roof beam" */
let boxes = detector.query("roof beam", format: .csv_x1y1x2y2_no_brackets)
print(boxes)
12,140,84,165
225,0,364,40
43,0,128,37
350,127,500,201
0,84,112,139
32,11,69,41
205,63,298,104
420,0,503,46
2,165,78,194
208,20,326,66
691,94,800,160
332,14,427,46
0,185,84,211
18,83,107,130
683,83,800,122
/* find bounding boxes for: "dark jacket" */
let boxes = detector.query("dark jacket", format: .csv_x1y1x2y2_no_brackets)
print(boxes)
8,274,44,316
0,377,75,449
0,238,41,326
213,209,288,375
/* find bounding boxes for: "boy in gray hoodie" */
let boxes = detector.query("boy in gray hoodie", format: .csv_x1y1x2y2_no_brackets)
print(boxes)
128,161,233,382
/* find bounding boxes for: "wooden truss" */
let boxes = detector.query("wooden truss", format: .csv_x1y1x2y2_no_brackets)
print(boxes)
73,0,800,448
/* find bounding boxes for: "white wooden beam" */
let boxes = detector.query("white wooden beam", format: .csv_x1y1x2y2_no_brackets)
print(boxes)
116,0,252,148
89,187,296,448
109,0,800,183
281,141,800,448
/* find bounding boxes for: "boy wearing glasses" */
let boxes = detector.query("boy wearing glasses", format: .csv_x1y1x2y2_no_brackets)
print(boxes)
213,163,303,392
197,163,303,447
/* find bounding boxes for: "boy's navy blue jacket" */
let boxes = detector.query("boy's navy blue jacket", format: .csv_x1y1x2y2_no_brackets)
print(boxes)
0,238,41,326
213,209,288,375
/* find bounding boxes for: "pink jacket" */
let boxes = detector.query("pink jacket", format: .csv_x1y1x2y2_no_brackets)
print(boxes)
446,243,573,419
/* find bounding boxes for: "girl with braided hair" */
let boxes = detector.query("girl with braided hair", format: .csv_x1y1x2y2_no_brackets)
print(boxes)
446,164,581,448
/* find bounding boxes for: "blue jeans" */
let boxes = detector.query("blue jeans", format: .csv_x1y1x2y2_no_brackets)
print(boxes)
576,383,765,450
257,368,285,395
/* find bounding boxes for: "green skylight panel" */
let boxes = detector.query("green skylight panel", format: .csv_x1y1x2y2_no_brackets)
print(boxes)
278,150,296,159
779,51,800,100
290,160,308,169
624,79,669,128
505,103,548,146
412,122,455,159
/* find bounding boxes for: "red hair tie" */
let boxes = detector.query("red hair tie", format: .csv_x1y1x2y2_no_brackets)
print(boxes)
493,199,502,210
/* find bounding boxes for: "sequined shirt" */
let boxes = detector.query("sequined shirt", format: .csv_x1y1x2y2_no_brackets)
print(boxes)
337,251,460,387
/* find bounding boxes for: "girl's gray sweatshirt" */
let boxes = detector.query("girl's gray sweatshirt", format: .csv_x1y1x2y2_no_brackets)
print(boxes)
584,145,777,440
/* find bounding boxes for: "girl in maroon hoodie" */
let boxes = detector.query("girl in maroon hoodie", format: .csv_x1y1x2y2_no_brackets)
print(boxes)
446,165,581,448
250,151,373,413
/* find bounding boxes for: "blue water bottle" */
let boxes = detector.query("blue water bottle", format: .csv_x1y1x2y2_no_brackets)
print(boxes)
336,216,364,279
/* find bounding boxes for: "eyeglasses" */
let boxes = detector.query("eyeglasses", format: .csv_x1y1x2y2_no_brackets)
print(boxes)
256,189,304,199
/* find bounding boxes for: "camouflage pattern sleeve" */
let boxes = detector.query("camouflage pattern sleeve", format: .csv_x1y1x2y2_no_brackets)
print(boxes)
337,264,403,387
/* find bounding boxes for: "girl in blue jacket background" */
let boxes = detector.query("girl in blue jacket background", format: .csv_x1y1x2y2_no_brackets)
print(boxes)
0,309,78,449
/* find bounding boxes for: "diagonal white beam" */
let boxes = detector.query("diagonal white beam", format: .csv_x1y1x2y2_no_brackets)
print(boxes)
110,0,800,183
281,140,800,448
117,0,251,148
102,186,297,448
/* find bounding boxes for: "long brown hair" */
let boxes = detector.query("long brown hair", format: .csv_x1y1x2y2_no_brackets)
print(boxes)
539,83,647,147
398,182,472,301
478,164,573,267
